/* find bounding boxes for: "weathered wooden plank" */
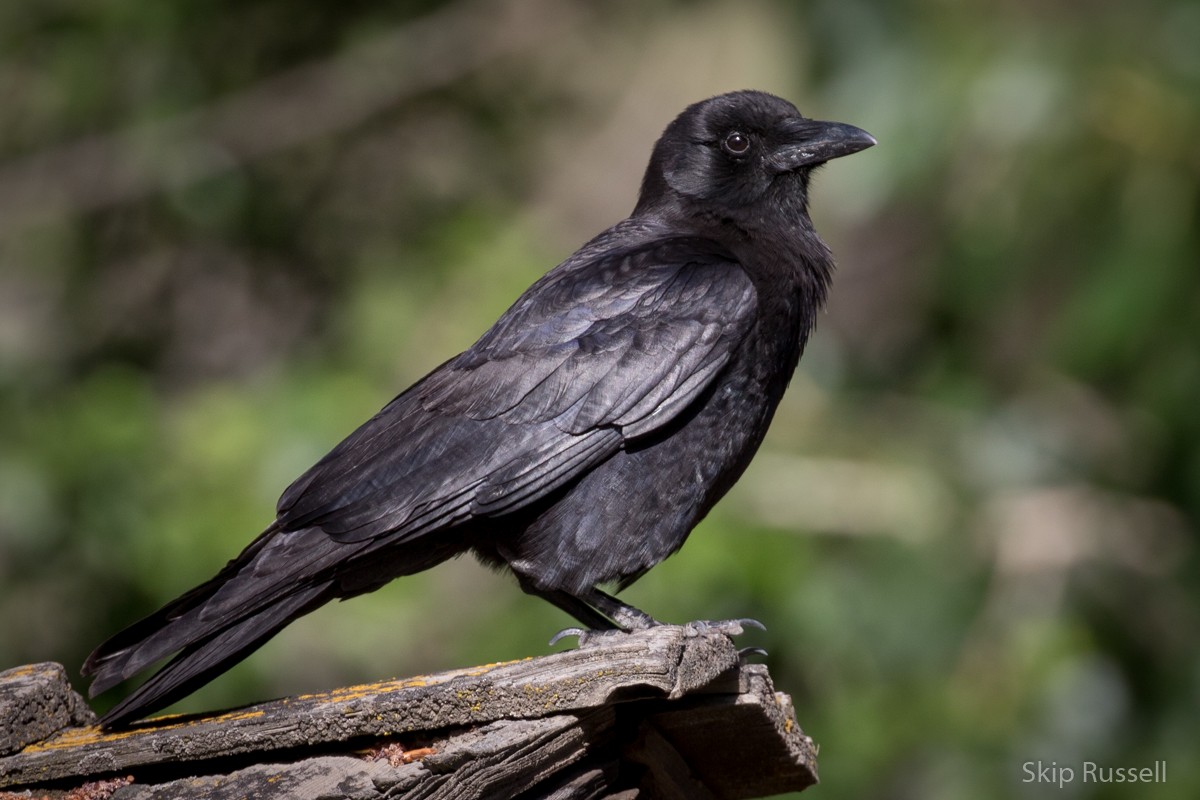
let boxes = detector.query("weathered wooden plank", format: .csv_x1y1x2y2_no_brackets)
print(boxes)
114,755,419,800
648,665,819,798
111,711,611,800
0,626,737,787
0,624,818,798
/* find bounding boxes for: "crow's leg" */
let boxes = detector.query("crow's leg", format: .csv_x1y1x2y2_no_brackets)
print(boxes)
520,581,660,647
578,587,659,631
531,587,623,632
515,573,622,632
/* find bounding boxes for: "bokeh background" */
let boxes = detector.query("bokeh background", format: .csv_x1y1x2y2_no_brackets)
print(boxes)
1,1,1197,797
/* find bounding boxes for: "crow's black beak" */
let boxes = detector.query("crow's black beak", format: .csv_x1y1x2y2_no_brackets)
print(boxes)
769,119,876,172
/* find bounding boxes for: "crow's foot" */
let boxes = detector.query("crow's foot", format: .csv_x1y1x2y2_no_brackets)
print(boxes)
550,617,767,650
687,618,768,661
683,617,766,637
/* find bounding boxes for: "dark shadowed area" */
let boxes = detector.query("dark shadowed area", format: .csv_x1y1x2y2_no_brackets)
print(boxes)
1,1,1196,798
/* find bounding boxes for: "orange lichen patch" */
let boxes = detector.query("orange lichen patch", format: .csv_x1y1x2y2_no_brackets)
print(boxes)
21,725,126,753
206,709,267,725
1,664,43,679
292,657,536,705
294,676,433,703
461,656,533,676
20,709,266,754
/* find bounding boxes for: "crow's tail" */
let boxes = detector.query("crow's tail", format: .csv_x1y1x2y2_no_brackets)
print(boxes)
83,525,345,728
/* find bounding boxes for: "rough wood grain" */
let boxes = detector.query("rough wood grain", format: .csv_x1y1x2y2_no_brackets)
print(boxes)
0,625,818,799
649,666,816,799
0,664,96,757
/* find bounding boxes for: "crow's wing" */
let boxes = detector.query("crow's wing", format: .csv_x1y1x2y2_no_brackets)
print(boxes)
276,235,758,543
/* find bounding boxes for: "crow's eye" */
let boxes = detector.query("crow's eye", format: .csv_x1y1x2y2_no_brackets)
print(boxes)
722,132,751,156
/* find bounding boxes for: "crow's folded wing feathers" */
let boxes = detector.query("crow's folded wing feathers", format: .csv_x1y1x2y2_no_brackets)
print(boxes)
275,236,757,542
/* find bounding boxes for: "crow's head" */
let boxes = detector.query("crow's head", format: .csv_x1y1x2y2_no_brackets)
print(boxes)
636,90,874,218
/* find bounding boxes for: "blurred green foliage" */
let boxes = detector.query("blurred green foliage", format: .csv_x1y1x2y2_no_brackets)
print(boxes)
1,0,1197,797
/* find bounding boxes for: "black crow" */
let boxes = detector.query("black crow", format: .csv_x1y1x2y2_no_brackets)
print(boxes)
84,90,874,726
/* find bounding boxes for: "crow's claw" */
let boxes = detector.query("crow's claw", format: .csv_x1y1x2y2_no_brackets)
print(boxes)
548,627,633,648
738,646,769,659
548,627,589,647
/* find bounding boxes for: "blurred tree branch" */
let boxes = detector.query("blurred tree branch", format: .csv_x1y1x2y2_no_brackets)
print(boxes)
0,0,581,238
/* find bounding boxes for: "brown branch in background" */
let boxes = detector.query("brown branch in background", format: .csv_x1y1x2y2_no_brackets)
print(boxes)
0,0,581,238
